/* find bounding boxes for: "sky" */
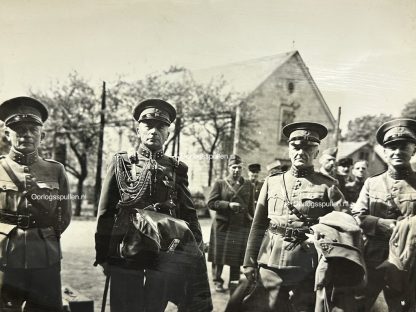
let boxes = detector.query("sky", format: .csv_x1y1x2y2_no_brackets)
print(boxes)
0,0,415,131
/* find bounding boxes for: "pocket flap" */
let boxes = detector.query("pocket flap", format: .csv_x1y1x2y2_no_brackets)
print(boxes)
398,193,416,202
0,181,18,191
302,192,324,200
0,222,16,235
37,182,60,190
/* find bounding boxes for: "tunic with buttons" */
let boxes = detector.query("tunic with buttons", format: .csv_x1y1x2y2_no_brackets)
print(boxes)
353,170,416,268
244,168,346,280
95,147,203,265
250,180,264,219
0,150,72,268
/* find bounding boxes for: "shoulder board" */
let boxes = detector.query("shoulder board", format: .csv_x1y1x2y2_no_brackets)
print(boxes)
269,171,283,177
368,170,386,179
114,151,131,163
44,158,63,165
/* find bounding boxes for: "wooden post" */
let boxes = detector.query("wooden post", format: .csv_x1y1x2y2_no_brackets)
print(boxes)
232,103,241,154
334,106,341,147
94,81,106,217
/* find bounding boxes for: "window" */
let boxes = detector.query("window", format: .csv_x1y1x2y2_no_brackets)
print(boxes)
279,106,296,143
288,81,295,94
359,151,369,161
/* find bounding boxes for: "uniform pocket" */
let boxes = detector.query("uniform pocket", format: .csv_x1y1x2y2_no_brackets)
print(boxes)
267,193,285,215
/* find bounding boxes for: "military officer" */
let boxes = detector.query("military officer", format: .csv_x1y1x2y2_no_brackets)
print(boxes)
248,163,263,219
95,99,212,312
353,118,416,311
319,147,337,177
0,97,72,312
243,122,346,312
344,160,368,204
207,155,253,294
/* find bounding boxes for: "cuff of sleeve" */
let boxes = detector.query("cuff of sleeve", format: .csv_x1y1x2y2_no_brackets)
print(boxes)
215,200,230,210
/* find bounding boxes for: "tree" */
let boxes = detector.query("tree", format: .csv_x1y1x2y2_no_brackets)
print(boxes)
401,99,416,119
30,73,117,216
184,78,258,186
343,114,393,143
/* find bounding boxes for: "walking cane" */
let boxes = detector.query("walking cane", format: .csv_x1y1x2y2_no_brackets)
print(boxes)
101,275,110,312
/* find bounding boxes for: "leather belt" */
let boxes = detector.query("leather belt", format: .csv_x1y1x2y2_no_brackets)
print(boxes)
0,211,38,229
268,223,310,239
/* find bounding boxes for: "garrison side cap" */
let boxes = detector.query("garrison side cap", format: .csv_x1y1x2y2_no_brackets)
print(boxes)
321,147,338,159
228,154,242,166
133,99,176,126
282,121,328,145
248,163,261,173
0,96,48,127
266,160,281,171
376,118,416,146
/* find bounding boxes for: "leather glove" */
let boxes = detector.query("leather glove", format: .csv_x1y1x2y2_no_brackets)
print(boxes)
229,202,242,213
243,266,258,284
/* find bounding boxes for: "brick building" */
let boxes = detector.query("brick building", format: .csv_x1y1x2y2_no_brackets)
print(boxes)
189,50,337,186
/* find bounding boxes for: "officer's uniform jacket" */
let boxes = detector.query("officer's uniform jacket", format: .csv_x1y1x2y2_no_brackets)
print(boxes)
95,146,203,265
250,180,264,219
353,169,416,268
0,149,71,268
244,167,346,273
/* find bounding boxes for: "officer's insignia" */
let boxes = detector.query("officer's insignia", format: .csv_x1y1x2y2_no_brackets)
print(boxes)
302,130,310,136
320,242,333,254
397,127,405,133
154,109,161,117
167,239,180,253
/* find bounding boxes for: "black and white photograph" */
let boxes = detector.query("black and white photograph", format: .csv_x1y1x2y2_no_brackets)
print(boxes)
0,0,416,311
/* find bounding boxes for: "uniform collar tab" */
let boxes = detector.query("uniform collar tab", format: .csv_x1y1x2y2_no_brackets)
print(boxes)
291,166,314,178
9,148,39,165
138,145,164,159
388,166,413,180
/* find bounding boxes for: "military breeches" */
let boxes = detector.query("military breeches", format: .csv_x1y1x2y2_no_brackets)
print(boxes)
242,266,315,312
0,263,62,312
109,265,188,312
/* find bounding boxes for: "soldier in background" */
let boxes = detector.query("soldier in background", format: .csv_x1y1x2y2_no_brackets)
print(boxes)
353,119,416,312
266,160,282,176
319,147,337,177
336,157,353,196
345,160,368,205
243,122,346,312
0,97,72,312
247,163,263,220
207,155,253,294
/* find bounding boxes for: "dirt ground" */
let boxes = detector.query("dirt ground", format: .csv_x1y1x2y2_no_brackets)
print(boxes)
60,217,229,312
61,218,387,312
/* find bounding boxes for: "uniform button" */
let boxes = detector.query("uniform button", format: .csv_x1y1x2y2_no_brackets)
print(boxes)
23,167,29,173
289,211,294,215
288,220,293,224
2,185,6,190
